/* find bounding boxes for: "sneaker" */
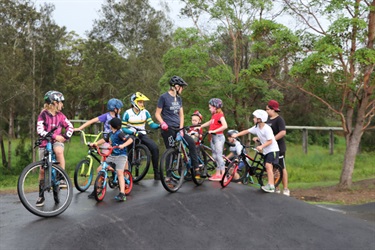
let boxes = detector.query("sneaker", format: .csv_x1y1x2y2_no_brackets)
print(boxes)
114,192,126,201
165,177,178,188
36,197,45,207
208,173,222,182
88,191,95,199
261,184,275,193
59,179,67,189
283,189,290,196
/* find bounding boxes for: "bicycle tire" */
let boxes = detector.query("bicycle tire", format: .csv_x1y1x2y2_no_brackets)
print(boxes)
124,170,133,195
129,144,151,183
200,146,216,177
74,158,94,192
220,161,238,188
231,157,249,183
94,171,107,202
160,148,185,193
255,163,283,188
17,161,73,218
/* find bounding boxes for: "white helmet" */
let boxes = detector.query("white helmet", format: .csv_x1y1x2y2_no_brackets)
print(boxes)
252,109,268,122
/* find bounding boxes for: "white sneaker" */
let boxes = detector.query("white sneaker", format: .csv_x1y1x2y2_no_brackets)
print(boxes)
283,189,290,196
261,184,275,193
275,188,281,194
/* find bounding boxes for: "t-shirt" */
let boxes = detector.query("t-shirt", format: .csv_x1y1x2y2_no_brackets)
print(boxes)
248,124,279,155
157,92,182,128
98,112,120,133
122,108,159,135
37,110,73,147
109,129,129,156
266,115,286,154
209,112,225,134
229,140,243,156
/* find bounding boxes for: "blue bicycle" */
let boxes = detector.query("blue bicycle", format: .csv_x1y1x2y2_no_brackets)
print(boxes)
17,127,73,217
92,145,133,202
159,126,207,193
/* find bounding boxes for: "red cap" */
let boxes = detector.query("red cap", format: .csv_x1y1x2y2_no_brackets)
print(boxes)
268,100,280,112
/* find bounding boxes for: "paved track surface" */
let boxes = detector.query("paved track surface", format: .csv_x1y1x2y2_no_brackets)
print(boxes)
1,180,374,250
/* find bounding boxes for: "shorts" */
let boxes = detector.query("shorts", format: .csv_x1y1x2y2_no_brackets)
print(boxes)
38,142,65,160
264,151,280,165
107,155,127,171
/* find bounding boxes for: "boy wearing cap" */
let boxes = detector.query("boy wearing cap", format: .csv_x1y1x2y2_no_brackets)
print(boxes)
266,100,290,196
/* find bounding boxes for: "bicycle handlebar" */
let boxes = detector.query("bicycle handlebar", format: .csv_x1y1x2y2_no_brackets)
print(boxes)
89,144,120,157
75,130,103,145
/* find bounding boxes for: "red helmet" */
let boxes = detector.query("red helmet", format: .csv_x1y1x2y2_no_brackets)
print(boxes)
191,110,203,121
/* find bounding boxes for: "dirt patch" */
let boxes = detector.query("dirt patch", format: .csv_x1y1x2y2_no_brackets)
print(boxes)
291,179,375,205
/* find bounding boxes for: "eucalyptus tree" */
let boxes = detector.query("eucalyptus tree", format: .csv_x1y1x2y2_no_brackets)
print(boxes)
280,0,375,189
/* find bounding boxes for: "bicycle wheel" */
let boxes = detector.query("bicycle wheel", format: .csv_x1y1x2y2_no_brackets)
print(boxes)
220,161,238,188
255,164,283,188
160,148,185,193
200,146,216,177
129,144,151,183
74,158,94,192
17,161,73,218
94,171,107,202
123,170,133,195
232,158,248,183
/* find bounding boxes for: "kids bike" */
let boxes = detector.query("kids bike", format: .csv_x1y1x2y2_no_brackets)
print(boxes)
92,144,133,202
74,130,102,192
220,140,283,189
17,127,73,217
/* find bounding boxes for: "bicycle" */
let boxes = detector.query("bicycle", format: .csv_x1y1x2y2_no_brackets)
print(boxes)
74,130,102,192
17,127,73,217
159,126,207,193
196,131,233,178
220,139,283,189
125,126,152,183
92,144,133,202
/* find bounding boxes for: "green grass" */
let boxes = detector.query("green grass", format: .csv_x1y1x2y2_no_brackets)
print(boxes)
1,135,374,192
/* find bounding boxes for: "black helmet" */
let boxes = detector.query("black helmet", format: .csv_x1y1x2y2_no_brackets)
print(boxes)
227,129,238,137
109,117,122,130
209,98,223,109
44,90,65,104
169,76,188,87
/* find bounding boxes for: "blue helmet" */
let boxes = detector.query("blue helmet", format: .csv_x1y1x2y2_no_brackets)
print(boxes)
107,98,123,111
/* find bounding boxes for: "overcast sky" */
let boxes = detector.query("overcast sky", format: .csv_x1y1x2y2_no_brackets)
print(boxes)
35,0,194,37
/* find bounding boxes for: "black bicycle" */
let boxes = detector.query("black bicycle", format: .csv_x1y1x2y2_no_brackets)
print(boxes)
221,139,283,188
17,127,73,217
159,126,207,192
125,126,152,183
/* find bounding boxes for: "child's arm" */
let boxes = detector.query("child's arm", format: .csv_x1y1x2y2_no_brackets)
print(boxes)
90,138,105,147
118,136,133,150
232,129,249,138
199,120,211,129
256,139,272,152
74,117,99,131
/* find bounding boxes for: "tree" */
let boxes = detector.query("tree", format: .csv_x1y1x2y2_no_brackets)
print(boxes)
280,0,375,189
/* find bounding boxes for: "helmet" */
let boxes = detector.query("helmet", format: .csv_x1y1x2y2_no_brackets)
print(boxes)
227,129,238,137
131,92,149,111
109,117,122,130
107,98,123,111
209,98,223,109
252,109,268,122
169,76,188,87
44,90,64,104
191,110,203,121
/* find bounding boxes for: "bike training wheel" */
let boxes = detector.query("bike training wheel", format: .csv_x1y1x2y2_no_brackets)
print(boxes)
74,158,94,192
129,144,151,183
199,146,216,178
159,148,185,193
220,161,238,188
94,171,107,202
17,161,73,218
255,163,283,188
123,170,133,195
